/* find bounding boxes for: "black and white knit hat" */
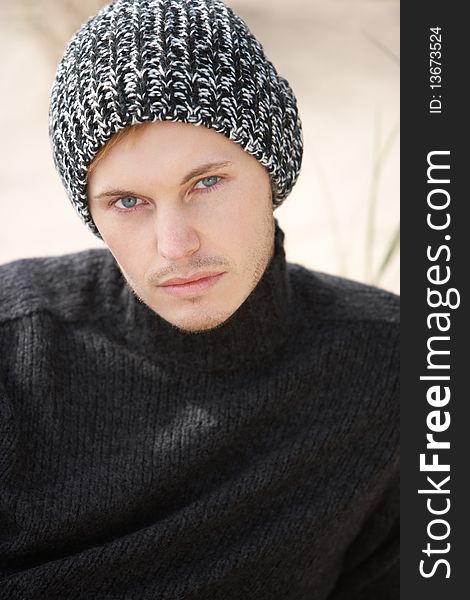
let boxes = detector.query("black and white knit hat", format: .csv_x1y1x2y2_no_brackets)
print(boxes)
49,0,303,237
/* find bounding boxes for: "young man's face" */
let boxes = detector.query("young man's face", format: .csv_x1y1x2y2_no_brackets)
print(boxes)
87,121,275,333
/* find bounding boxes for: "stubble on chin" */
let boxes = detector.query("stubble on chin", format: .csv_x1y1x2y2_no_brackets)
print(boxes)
116,266,232,333
113,207,276,334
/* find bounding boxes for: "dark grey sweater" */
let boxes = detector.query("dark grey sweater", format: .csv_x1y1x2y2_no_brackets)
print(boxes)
0,225,399,599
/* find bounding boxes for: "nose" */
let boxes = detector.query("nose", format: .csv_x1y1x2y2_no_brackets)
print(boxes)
155,211,201,262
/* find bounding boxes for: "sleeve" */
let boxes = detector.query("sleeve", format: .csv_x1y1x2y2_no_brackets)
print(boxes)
327,467,400,600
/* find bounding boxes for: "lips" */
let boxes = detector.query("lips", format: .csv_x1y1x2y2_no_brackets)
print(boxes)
159,271,225,286
157,271,227,298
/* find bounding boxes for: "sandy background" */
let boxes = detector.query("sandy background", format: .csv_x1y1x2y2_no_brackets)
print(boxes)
0,0,399,293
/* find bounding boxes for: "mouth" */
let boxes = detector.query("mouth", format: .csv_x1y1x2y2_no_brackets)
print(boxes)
158,272,226,297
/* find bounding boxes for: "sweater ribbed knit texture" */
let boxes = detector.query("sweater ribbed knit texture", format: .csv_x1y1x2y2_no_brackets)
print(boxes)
0,225,399,599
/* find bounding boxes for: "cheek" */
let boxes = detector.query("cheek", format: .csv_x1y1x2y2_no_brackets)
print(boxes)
103,232,151,289
95,207,153,251
212,178,270,231
223,186,272,240
210,200,273,273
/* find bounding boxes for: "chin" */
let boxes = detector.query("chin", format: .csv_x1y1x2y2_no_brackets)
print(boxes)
161,305,236,334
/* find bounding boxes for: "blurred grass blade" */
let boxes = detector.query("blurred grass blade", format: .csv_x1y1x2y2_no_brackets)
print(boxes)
362,30,400,65
375,225,400,285
308,152,348,276
365,116,399,280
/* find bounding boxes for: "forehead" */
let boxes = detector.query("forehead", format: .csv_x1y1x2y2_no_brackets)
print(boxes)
102,121,244,163
88,121,259,182
86,120,271,201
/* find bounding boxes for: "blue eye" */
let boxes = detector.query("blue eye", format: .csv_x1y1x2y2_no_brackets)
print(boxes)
115,196,143,209
194,176,220,190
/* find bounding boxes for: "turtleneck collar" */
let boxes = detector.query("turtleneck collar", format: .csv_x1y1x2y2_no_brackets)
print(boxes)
119,220,292,373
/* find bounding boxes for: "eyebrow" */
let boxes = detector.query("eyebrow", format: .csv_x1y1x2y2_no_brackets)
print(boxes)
91,160,234,201
179,160,233,185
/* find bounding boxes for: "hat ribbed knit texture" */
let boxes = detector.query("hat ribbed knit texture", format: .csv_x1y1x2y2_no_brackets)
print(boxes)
49,0,303,237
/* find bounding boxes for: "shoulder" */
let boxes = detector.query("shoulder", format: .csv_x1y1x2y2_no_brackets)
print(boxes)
288,262,399,326
0,249,122,324
286,265,399,439
287,263,399,379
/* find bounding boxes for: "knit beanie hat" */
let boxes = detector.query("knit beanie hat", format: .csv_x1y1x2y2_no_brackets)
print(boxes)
49,0,303,238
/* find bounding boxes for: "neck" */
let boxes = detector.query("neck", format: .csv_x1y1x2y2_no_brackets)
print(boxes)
119,221,292,373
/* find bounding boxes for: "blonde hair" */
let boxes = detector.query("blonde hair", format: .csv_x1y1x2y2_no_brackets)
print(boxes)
88,122,153,176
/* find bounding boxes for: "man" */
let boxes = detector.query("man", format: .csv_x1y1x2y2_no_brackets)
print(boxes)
0,1,399,598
